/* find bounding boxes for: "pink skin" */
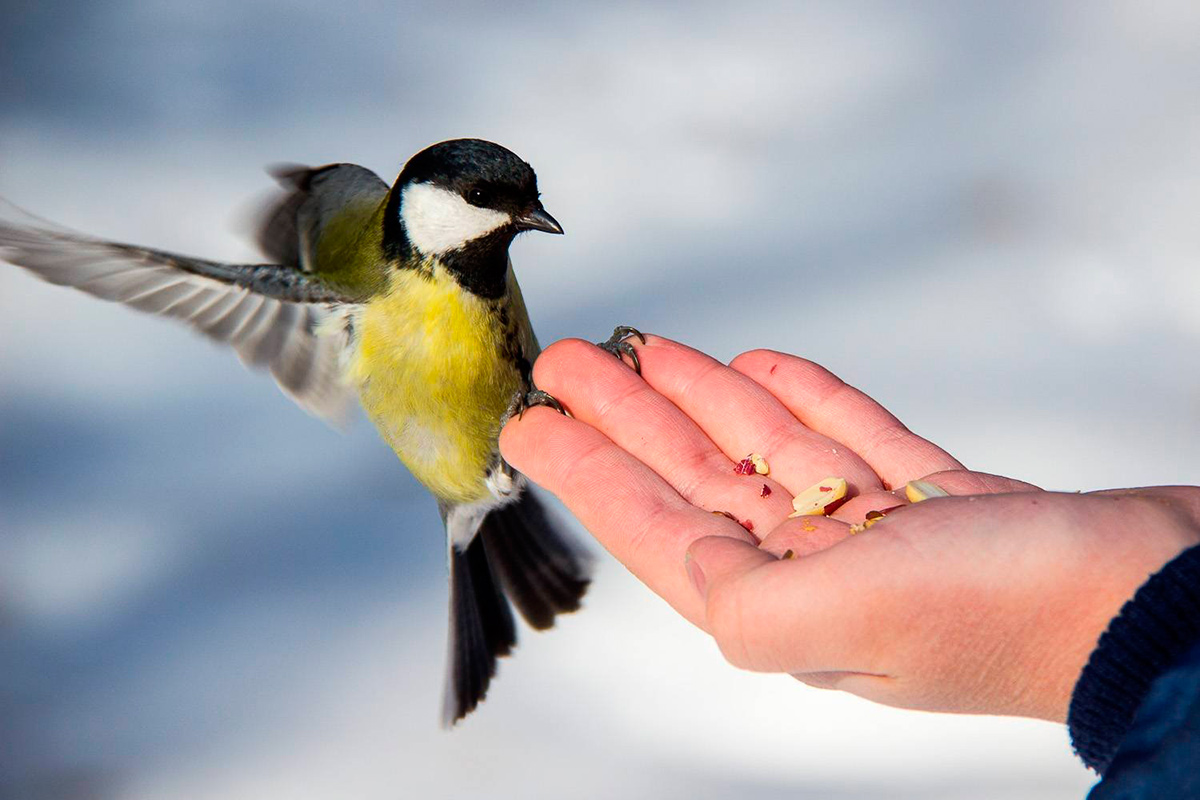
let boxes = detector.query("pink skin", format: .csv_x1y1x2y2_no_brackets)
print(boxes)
500,335,1200,722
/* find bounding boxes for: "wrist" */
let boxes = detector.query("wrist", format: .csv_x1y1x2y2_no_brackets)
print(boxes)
1068,542,1200,773
1022,492,1200,723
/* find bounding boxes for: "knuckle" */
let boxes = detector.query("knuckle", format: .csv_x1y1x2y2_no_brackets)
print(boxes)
592,378,648,422
806,368,848,408
860,421,912,458
621,499,668,562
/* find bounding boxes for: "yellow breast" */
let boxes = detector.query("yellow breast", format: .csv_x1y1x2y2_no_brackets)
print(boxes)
347,264,525,504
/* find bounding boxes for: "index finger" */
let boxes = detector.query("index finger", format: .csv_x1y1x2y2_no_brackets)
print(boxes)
578,335,884,497
500,406,757,625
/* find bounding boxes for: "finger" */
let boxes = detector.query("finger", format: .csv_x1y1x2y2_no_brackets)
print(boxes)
501,406,756,624
829,490,908,523
601,335,882,497
919,470,1041,495
529,338,795,531
757,515,853,559
827,471,1039,526
730,350,963,489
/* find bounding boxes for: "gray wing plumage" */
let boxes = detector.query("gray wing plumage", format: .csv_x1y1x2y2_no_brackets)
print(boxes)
0,200,358,424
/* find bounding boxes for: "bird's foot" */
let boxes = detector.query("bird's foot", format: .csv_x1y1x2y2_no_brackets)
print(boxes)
597,325,646,374
502,387,566,425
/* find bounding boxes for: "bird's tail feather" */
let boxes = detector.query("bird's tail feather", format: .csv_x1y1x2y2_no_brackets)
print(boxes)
443,490,591,725
445,533,516,725
480,490,592,630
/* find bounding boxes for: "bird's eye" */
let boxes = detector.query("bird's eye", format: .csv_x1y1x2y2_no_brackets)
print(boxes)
466,188,488,206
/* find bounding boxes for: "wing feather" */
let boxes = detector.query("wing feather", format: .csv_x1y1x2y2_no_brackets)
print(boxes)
0,203,359,424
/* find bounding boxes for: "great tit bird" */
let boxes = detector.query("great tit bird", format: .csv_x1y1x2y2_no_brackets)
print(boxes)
0,138,640,723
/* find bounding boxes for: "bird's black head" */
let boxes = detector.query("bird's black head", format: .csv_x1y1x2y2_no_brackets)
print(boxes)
383,139,561,299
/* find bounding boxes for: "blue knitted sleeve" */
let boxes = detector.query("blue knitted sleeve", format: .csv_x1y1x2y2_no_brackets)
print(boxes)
1068,544,1200,780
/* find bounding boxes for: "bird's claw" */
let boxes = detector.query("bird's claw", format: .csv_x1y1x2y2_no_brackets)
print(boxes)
502,388,566,426
598,325,646,374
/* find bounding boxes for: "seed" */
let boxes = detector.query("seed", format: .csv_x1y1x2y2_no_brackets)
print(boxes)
905,480,950,503
787,477,848,517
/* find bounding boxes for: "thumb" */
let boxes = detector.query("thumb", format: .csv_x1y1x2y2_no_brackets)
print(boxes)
686,535,774,602
685,536,778,670
685,532,877,674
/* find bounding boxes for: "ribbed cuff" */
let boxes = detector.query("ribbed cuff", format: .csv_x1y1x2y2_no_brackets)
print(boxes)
1068,544,1200,774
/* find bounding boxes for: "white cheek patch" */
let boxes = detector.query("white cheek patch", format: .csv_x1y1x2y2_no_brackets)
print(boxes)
400,182,511,255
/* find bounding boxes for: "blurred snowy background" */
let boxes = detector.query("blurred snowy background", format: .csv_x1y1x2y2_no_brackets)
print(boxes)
3,2,1199,798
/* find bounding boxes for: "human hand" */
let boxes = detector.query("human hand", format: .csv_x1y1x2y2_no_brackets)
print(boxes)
500,335,1200,721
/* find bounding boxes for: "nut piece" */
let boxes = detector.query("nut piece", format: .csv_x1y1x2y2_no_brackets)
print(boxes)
905,480,950,503
787,477,848,517
734,453,770,475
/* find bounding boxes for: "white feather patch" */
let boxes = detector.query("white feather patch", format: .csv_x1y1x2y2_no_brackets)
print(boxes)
444,469,525,549
400,182,510,255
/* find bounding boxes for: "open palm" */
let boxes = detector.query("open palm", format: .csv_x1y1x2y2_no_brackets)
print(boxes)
501,335,1199,721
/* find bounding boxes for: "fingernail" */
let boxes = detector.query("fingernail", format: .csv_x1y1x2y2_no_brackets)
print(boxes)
684,552,707,598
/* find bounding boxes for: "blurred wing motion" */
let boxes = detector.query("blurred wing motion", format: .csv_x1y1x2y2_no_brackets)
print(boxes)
255,162,389,272
0,199,358,423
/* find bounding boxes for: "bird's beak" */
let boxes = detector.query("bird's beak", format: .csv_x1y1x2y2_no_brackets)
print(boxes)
515,206,564,235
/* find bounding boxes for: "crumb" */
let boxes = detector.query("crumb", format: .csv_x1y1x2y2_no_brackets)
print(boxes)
733,457,756,475
760,484,772,498
781,549,795,559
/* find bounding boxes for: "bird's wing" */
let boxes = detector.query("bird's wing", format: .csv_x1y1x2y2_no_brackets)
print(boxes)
255,163,390,290
0,201,360,424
